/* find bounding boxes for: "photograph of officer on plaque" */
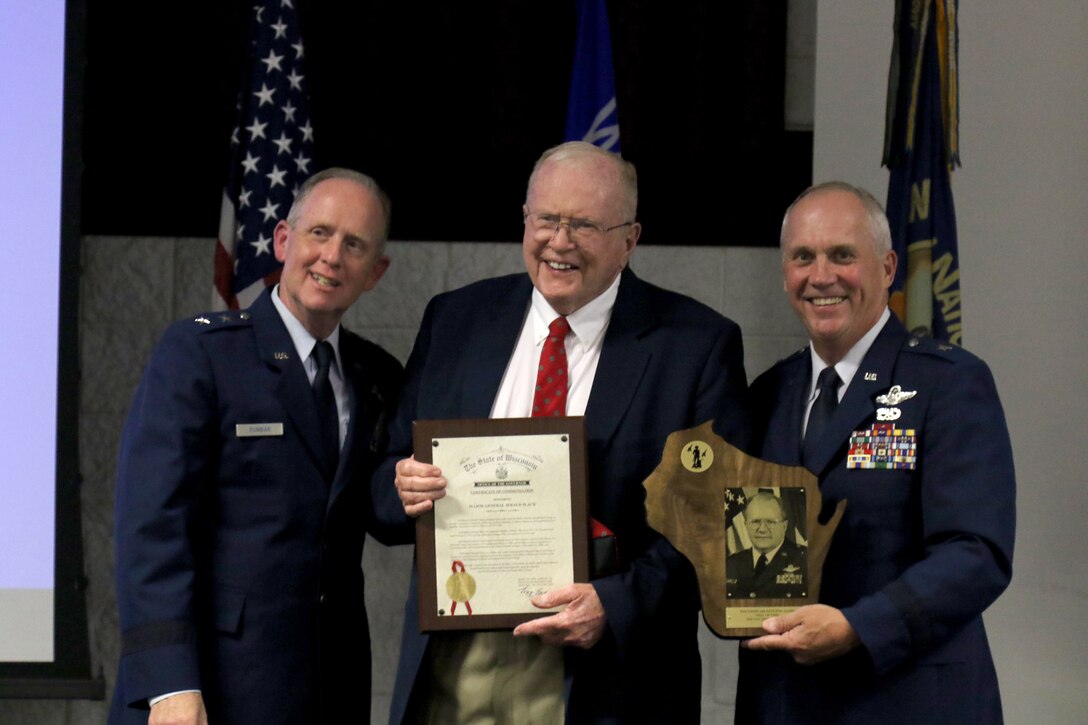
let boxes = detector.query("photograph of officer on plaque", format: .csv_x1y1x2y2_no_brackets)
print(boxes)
725,488,807,600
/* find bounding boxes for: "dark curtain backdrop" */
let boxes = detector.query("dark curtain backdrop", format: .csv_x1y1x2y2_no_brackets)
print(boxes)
82,0,807,245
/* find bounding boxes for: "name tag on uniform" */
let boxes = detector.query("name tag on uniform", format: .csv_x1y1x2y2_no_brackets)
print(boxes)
236,423,284,437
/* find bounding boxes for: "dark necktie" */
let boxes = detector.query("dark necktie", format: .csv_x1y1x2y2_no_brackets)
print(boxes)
532,317,570,418
803,366,841,466
312,340,340,477
753,554,768,577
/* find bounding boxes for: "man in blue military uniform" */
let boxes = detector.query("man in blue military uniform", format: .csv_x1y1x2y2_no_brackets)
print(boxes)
110,169,403,725
739,182,1015,723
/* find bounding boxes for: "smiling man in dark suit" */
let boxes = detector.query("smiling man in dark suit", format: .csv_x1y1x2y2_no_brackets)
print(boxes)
739,181,1016,723
374,141,750,723
110,169,402,725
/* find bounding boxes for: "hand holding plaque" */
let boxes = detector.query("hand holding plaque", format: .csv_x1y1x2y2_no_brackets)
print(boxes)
643,420,846,637
394,456,447,517
412,417,589,632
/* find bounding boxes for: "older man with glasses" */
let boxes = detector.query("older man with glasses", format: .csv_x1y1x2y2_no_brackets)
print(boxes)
372,141,750,724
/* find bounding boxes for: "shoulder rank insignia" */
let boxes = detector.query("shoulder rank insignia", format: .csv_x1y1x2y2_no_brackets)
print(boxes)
194,316,211,325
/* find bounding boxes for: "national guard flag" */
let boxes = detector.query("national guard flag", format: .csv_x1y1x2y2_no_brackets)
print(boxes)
564,0,621,151
883,0,963,344
213,0,316,310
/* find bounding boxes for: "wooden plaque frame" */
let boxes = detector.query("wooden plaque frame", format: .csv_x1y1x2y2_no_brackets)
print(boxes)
413,416,590,632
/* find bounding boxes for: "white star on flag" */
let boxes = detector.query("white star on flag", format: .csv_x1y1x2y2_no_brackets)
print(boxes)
261,50,284,73
246,119,268,140
259,199,279,222
266,165,287,188
253,83,276,106
251,234,272,256
272,132,293,155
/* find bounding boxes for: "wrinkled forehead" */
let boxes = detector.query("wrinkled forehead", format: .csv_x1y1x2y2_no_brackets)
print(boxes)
747,498,784,519
294,179,389,249
528,155,630,216
781,189,875,250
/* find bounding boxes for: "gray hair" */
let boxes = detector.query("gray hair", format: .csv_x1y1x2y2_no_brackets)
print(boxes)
286,167,392,245
781,180,892,254
526,141,639,221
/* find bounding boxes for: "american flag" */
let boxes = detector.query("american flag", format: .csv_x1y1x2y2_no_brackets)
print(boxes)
213,0,315,310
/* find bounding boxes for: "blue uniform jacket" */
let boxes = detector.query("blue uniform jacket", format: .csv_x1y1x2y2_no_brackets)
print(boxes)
738,314,1015,724
372,268,750,724
110,287,402,724
727,540,808,601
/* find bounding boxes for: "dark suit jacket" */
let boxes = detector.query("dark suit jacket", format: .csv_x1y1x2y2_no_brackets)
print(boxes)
110,288,402,725
372,268,750,724
738,315,1015,724
727,540,807,600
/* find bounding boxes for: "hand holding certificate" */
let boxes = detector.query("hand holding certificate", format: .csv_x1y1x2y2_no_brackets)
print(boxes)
411,417,590,631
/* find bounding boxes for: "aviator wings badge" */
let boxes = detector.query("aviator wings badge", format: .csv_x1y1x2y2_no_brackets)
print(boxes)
875,384,918,421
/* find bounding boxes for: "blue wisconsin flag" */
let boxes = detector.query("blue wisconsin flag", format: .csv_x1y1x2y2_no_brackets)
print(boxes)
564,0,621,151
213,0,316,310
883,0,963,344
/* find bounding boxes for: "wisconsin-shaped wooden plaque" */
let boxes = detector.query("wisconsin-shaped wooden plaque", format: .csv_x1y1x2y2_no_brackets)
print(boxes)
643,420,846,637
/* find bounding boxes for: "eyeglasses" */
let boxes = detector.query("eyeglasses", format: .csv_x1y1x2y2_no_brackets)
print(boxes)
746,519,786,529
524,211,633,243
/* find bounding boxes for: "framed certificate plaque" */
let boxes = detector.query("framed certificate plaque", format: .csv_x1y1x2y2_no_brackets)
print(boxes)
413,417,590,631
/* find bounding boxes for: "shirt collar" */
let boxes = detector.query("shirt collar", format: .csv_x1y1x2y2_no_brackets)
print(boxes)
270,284,342,370
807,307,891,401
529,272,621,348
754,541,785,565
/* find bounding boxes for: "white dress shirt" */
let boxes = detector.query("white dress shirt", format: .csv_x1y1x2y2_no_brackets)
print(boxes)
490,273,620,419
802,307,892,437
272,284,349,447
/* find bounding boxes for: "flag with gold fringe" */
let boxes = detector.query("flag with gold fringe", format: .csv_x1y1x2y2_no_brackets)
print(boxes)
883,0,962,344
564,0,621,151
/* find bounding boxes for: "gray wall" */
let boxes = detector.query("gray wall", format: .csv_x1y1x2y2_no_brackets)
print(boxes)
815,2,1088,723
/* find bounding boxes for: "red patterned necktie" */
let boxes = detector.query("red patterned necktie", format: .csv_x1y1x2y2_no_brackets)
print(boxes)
532,317,570,418
533,317,617,552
